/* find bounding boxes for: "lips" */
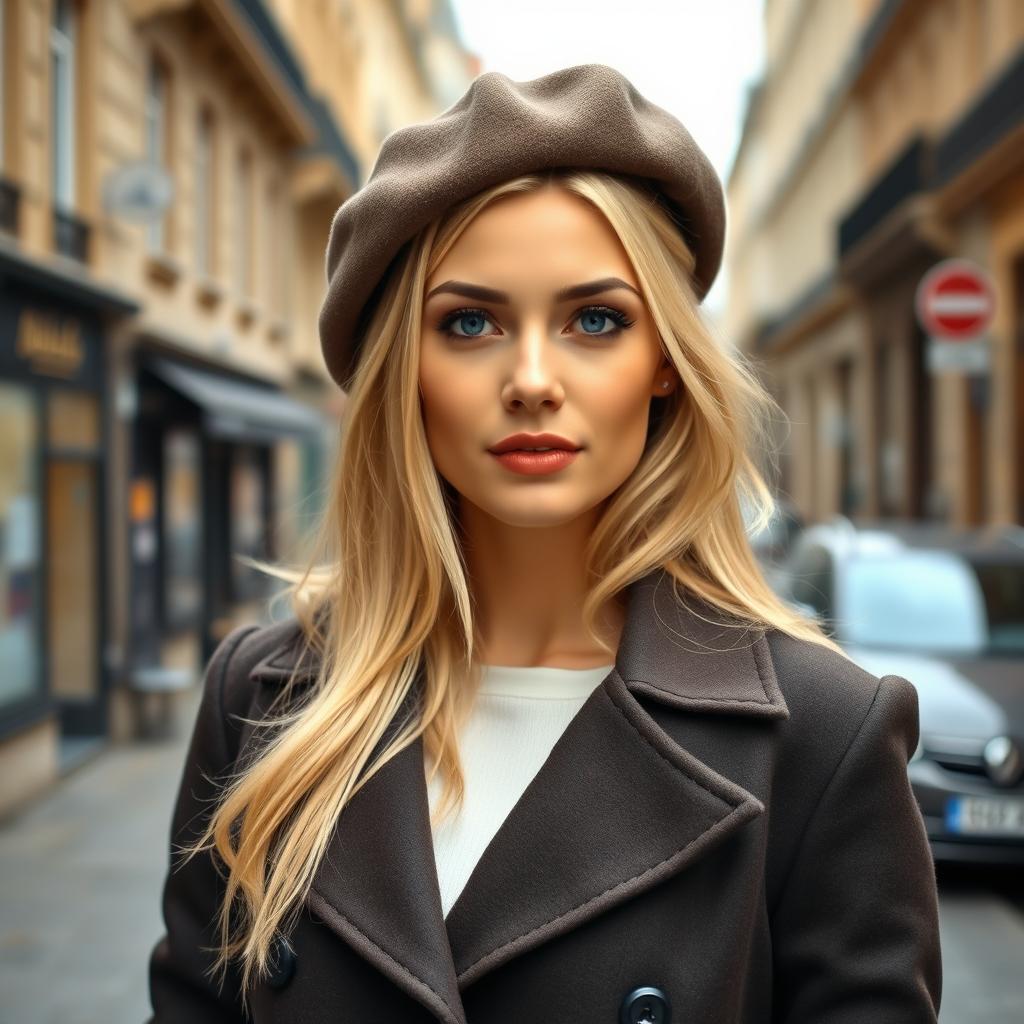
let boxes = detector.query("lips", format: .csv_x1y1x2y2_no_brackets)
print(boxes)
490,448,581,476
488,432,582,454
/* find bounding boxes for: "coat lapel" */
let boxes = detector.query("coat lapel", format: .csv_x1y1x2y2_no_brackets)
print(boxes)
248,567,788,1023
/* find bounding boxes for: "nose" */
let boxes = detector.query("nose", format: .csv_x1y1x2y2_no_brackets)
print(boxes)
504,325,564,408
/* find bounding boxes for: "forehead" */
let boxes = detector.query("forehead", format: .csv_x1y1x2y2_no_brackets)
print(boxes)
427,185,638,292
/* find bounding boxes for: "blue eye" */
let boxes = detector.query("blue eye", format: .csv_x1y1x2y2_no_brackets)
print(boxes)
574,305,635,336
436,307,496,339
435,304,635,341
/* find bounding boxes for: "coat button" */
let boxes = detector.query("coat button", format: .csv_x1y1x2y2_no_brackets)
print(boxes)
620,985,671,1024
265,935,297,990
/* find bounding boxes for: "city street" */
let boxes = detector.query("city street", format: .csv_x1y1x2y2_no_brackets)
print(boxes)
0,0,1020,1020
0,689,1021,1023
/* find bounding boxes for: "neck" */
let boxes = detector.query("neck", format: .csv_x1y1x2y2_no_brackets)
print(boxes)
458,499,625,669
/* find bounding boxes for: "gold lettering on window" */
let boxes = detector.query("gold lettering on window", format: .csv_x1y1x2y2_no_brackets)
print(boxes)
15,310,85,378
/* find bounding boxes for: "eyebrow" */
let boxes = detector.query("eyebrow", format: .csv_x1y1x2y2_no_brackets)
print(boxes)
424,276,643,305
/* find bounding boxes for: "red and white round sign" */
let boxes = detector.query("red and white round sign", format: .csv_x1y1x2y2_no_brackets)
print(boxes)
915,259,995,340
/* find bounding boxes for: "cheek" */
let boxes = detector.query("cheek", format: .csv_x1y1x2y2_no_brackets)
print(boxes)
418,357,480,464
587,373,653,443
418,353,455,432
581,372,655,485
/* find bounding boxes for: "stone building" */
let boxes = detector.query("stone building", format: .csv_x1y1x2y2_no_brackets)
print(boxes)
725,0,1024,527
0,0,475,816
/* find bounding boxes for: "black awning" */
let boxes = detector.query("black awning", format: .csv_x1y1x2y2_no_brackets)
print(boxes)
145,356,328,443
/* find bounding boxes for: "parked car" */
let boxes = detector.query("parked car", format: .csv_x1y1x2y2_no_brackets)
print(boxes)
770,517,1024,865
743,494,805,590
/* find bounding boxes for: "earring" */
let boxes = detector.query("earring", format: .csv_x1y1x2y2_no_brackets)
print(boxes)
661,380,670,389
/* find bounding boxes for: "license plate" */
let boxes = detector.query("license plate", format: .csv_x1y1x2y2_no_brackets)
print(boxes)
946,795,1024,836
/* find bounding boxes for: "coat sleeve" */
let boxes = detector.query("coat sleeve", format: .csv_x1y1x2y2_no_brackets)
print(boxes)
146,624,258,1023
770,673,943,1023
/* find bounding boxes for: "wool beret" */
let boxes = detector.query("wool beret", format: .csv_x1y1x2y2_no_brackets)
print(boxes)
318,63,726,391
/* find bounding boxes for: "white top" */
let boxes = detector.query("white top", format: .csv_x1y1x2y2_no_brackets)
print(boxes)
425,662,614,919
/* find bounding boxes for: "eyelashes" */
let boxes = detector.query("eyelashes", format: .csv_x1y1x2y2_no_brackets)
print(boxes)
435,304,636,341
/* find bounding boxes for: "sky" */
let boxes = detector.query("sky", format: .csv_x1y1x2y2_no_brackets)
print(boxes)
445,0,767,314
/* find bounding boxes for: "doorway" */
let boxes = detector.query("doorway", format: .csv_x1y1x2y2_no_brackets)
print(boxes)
46,456,102,734
45,385,105,740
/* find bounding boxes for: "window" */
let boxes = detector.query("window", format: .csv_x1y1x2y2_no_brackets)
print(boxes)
263,176,291,332
230,445,270,603
265,176,281,321
50,0,77,211
840,552,987,654
965,560,1024,656
145,56,170,254
195,106,215,277
163,429,202,629
0,383,41,710
0,0,7,170
236,148,252,299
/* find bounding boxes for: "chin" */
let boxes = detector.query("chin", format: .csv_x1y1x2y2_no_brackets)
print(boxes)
475,493,600,529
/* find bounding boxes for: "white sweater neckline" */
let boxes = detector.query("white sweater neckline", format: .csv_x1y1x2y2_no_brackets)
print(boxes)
478,662,615,699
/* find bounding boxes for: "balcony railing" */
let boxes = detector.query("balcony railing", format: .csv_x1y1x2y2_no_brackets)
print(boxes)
837,134,931,258
0,176,20,236
934,49,1024,188
53,205,91,263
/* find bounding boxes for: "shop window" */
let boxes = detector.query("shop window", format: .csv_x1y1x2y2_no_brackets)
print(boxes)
0,383,41,709
271,438,303,564
163,429,202,629
231,444,271,603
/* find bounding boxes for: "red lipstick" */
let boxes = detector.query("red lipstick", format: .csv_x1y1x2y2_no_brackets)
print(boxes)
487,432,582,476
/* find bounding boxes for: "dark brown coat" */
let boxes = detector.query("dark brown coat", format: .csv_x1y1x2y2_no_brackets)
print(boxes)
147,567,942,1022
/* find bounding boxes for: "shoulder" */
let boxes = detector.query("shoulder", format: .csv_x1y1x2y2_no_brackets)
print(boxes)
763,626,919,767
204,617,318,762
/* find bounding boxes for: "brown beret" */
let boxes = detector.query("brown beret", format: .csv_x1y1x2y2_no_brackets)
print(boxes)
318,63,726,391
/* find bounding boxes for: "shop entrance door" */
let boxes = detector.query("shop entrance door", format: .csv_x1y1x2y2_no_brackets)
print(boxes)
46,456,103,734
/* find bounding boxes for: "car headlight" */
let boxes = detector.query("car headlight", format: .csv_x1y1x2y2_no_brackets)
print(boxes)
983,735,1023,787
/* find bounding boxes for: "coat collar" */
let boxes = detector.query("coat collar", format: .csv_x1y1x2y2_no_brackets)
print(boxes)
249,566,787,1024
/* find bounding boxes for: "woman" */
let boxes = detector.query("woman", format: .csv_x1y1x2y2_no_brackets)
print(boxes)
147,65,942,1023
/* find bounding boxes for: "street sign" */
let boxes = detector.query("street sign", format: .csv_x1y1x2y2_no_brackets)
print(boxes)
917,258,996,377
926,336,989,373
915,258,995,340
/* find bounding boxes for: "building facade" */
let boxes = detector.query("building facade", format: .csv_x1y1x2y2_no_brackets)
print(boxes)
0,0,476,817
725,0,1024,528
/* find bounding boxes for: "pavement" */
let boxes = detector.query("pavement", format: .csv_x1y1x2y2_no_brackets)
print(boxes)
0,688,200,1024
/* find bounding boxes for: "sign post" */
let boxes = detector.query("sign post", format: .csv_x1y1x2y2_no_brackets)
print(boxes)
915,258,996,375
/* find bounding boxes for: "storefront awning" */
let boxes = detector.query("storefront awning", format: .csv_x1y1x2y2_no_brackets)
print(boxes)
145,356,329,443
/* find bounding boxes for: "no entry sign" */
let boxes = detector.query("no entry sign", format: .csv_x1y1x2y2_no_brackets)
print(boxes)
915,258,995,340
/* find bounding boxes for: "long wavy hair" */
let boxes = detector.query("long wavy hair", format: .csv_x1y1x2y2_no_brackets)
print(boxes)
182,167,847,1005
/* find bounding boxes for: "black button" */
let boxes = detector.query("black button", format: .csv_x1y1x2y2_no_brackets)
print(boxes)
620,985,671,1024
265,935,297,990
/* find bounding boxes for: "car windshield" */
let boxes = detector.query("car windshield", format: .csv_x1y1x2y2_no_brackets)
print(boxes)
840,550,1024,655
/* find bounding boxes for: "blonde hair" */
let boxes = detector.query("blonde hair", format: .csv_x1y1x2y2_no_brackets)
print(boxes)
182,168,846,1005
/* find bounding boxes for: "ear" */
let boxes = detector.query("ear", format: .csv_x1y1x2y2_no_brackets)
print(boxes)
652,358,678,398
